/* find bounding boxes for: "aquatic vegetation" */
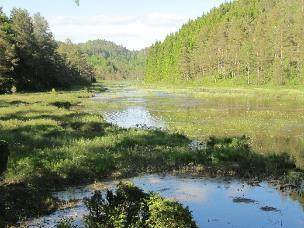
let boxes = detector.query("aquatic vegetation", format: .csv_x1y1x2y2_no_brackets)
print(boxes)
102,81,304,168
84,182,197,228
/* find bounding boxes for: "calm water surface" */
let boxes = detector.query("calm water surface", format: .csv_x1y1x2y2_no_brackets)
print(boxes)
26,175,304,228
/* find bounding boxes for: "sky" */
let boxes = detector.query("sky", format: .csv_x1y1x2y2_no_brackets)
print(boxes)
1,0,228,50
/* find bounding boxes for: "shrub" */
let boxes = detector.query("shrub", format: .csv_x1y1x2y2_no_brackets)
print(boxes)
84,182,197,228
0,78,14,94
146,194,197,228
51,101,72,110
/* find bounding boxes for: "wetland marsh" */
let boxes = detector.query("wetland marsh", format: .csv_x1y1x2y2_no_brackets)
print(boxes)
91,81,304,168
1,82,304,227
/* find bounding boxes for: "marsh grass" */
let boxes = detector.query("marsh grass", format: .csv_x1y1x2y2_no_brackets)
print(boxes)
128,82,304,168
0,83,303,225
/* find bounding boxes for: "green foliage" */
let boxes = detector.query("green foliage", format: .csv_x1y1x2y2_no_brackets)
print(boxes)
76,40,147,80
145,0,304,86
204,136,296,176
84,182,197,228
0,8,95,94
50,101,72,110
0,8,17,93
145,194,197,228
57,40,95,85
0,78,14,94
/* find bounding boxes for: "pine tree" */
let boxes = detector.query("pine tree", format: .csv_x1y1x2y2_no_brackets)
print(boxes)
33,13,58,89
145,0,304,86
0,8,17,93
57,40,95,84
10,8,37,91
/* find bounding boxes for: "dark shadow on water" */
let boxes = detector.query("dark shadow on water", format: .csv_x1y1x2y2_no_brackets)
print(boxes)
233,197,257,204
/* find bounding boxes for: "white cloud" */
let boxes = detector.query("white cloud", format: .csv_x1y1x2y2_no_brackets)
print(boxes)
46,13,188,50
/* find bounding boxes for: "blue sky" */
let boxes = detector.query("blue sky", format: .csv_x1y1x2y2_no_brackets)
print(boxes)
1,0,228,50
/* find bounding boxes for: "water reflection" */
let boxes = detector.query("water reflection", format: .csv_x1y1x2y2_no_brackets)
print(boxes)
133,175,304,228
104,106,165,129
25,175,304,228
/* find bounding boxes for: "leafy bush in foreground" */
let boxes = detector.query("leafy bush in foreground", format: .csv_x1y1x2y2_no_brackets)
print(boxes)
84,182,197,228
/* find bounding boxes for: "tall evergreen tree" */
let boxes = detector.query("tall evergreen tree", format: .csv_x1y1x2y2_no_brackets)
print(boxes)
0,8,17,93
32,13,58,89
57,40,95,84
10,8,37,91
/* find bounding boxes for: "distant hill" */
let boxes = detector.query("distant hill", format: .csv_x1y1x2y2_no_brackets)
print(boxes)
76,40,147,80
145,0,304,85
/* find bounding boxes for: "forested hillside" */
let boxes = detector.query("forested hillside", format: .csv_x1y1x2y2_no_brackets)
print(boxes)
145,0,304,85
77,40,147,80
0,8,95,94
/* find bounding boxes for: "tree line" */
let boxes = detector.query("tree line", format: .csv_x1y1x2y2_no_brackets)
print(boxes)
145,0,304,85
0,8,95,94
76,40,147,80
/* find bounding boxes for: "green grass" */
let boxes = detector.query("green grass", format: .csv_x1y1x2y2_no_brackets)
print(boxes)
0,83,303,225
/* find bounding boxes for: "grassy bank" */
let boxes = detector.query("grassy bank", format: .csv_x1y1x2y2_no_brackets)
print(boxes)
0,83,303,225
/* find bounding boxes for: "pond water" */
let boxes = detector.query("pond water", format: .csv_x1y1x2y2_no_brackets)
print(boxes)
104,106,165,129
25,175,304,228
91,82,304,168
